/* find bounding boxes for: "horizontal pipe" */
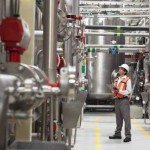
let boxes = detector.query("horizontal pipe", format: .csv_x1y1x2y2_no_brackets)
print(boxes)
92,48,145,53
80,7,149,12
85,25,149,31
85,32,149,37
83,15,149,18
85,44,146,48
80,1,148,6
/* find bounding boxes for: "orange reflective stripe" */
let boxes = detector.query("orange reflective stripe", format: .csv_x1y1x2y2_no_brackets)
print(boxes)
113,77,129,98
119,82,125,90
114,78,119,87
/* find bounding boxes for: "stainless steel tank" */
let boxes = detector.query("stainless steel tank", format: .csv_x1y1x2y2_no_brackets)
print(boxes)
86,17,125,100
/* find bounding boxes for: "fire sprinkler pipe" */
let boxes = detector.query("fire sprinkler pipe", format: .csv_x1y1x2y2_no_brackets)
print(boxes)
85,44,146,49
85,25,149,31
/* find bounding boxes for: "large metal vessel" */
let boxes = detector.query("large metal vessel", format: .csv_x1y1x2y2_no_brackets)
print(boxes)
85,17,125,101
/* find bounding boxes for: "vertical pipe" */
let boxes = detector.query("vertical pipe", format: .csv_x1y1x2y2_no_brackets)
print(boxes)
65,38,73,66
73,0,79,77
64,0,74,66
59,0,66,12
42,0,58,141
149,0,150,54
43,0,57,83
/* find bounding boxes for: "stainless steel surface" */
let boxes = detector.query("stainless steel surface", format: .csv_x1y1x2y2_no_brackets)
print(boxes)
81,8,149,13
86,105,115,108
149,0,150,53
9,141,69,150
85,44,146,48
60,66,76,101
0,63,57,111
72,0,79,77
93,48,145,53
59,0,66,12
86,17,125,100
43,0,57,83
0,63,41,83
83,14,149,18
64,0,75,66
42,0,58,141
62,91,87,128
30,65,49,84
85,25,149,31
64,29,73,66
0,74,17,150
85,32,150,37
80,1,148,6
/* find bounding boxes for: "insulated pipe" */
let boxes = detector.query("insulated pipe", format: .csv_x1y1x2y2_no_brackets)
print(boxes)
85,32,149,37
0,75,17,150
42,0,57,141
85,44,146,48
85,25,149,31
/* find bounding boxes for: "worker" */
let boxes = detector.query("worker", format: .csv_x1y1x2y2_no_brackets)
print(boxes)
109,64,132,143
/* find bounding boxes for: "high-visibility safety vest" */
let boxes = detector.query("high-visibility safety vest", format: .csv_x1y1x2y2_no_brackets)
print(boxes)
114,76,129,98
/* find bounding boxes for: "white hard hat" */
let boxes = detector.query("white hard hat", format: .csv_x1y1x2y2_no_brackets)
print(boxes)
119,64,129,72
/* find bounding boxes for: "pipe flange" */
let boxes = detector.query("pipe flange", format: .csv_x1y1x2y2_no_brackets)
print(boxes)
0,63,40,82
60,66,76,100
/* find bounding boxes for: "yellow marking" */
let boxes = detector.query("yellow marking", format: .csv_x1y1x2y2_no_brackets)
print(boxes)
95,128,100,150
95,117,101,150
132,119,150,139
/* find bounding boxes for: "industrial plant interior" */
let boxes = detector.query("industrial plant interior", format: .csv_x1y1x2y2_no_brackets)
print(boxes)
1,0,150,149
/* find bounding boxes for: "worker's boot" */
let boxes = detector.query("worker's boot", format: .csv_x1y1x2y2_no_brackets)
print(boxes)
123,137,131,142
109,135,122,139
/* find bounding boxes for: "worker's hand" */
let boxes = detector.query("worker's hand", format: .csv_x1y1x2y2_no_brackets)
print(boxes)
113,86,119,93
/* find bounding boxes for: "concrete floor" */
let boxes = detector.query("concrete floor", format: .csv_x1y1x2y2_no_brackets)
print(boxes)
74,112,150,150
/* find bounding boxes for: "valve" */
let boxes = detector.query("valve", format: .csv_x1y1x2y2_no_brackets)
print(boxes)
0,16,30,62
109,46,118,55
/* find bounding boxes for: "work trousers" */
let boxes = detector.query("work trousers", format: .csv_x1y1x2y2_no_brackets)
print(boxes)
114,98,131,138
